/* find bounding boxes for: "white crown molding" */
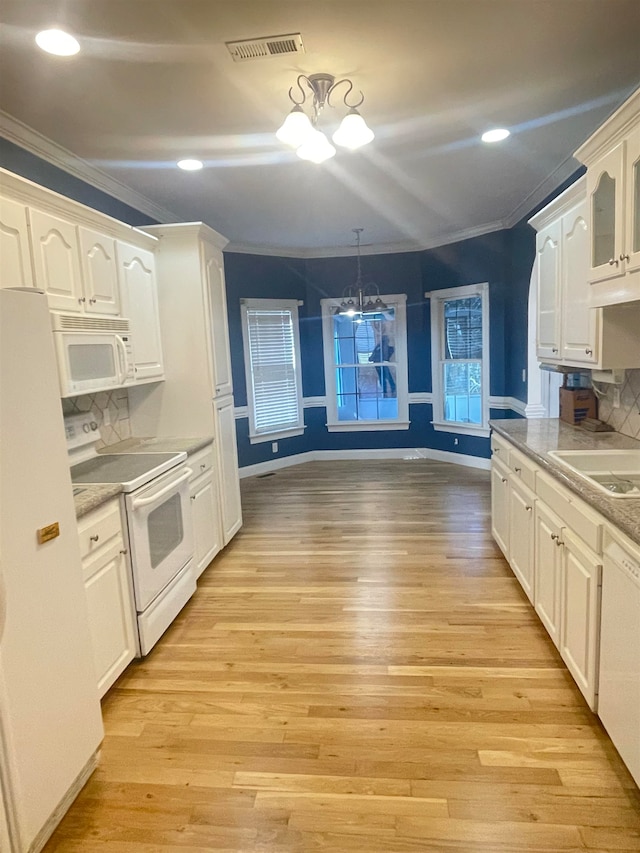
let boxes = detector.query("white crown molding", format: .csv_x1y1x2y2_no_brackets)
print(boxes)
528,175,586,231
0,110,179,224
505,156,584,228
142,221,229,251
574,85,640,166
239,447,491,478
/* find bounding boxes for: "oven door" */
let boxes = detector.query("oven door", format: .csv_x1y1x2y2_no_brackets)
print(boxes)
125,465,194,612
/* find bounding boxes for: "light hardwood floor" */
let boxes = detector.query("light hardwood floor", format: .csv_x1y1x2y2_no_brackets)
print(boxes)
45,460,640,852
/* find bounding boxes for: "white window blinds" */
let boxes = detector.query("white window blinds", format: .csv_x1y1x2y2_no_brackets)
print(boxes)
241,300,303,440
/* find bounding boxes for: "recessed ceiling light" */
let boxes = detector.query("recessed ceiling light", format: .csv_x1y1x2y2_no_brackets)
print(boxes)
177,159,204,171
35,29,80,56
481,128,510,143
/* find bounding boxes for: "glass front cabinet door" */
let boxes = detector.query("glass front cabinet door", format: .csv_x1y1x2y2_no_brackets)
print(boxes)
626,125,640,276
587,141,625,284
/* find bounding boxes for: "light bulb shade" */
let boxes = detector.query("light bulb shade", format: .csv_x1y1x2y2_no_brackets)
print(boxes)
296,130,336,164
276,106,314,148
332,109,375,150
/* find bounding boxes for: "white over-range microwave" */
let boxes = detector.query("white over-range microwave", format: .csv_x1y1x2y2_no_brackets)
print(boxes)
51,312,136,398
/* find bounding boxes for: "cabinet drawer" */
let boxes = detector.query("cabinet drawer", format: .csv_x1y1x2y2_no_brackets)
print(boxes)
78,498,123,562
188,443,214,482
509,446,538,491
491,432,510,466
536,471,603,554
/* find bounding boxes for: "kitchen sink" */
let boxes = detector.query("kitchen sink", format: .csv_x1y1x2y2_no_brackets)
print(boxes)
548,449,640,497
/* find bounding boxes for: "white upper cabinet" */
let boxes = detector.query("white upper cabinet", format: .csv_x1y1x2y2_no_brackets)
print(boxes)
78,226,120,316
575,86,640,306
0,195,34,289
529,175,640,370
117,241,164,383
29,208,85,311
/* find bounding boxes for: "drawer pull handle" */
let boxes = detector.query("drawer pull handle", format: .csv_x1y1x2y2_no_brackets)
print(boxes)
585,348,593,355
90,534,99,542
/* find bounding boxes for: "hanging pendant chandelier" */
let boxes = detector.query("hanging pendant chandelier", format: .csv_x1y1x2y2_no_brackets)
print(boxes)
276,73,374,164
335,229,387,317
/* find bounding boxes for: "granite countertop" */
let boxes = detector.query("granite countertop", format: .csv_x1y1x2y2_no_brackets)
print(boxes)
73,483,123,519
102,435,214,455
490,418,640,547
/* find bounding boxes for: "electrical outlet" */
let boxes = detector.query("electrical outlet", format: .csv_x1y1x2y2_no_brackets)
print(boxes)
271,441,278,453
522,368,527,382
613,388,621,409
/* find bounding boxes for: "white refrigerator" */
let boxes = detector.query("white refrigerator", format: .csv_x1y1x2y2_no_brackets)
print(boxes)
0,288,104,852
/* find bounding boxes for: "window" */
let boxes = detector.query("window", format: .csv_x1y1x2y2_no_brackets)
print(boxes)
240,298,304,443
430,282,490,436
321,294,409,431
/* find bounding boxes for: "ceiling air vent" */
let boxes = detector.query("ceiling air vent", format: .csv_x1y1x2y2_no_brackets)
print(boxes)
225,33,304,62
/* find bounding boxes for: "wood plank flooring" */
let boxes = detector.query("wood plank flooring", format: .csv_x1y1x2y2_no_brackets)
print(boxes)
45,460,640,852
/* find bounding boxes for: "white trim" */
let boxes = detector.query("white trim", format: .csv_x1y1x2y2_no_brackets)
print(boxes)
249,426,305,445
528,176,586,231
430,282,490,433
234,405,249,420
574,86,640,166
239,447,491,478
504,157,583,229
326,421,410,433
0,110,179,224
240,298,304,441
303,396,326,408
408,392,433,405
226,221,507,259
489,395,527,416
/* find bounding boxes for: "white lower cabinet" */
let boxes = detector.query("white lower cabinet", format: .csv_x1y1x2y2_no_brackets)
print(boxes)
78,498,137,697
508,477,535,603
533,502,563,647
188,443,223,578
491,432,604,711
559,530,602,710
214,395,243,545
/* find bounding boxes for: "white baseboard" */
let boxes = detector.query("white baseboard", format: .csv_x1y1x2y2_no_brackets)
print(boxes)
239,447,490,478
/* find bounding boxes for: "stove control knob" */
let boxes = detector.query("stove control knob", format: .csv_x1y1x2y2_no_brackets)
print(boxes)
90,421,98,431
83,423,90,433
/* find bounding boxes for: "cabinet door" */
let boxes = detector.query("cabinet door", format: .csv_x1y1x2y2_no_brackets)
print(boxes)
117,242,164,382
0,195,34,288
624,124,640,275
204,243,233,398
214,395,243,544
560,530,602,710
490,460,510,559
536,222,561,360
587,142,625,284
79,227,120,315
190,473,223,578
508,478,535,602
561,200,599,365
534,502,563,647
84,548,137,697
29,208,84,311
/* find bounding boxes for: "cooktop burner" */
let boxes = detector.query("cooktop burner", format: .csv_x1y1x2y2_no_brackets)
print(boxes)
70,451,186,492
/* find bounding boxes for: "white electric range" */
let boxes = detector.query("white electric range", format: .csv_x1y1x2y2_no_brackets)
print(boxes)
67,413,195,655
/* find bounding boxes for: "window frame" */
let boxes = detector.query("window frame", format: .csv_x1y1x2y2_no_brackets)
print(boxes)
240,297,305,444
429,281,490,437
320,293,409,432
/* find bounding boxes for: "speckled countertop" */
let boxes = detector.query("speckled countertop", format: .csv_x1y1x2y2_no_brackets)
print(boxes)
73,435,213,518
490,418,640,546
73,483,123,519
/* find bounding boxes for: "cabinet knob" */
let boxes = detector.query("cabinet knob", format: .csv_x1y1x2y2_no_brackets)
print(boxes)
90,534,99,542
190,495,196,501
119,548,128,555
620,253,630,262
501,477,508,484
200,463,206,470
551,533,559,541
514,467,521,473
555,539,564,548
585,348,593,355
526,505,532,512
552,348,558,354
78,296,86,303
608,257,619,266
89,297,97,304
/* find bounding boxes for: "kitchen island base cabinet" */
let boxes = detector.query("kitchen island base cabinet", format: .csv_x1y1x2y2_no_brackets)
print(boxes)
78,499,137,697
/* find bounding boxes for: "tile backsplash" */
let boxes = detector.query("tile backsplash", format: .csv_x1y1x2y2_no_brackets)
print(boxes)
62,389,131,449
596,369,640,439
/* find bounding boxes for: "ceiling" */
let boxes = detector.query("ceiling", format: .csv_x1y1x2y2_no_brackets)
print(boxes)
0,1,639,254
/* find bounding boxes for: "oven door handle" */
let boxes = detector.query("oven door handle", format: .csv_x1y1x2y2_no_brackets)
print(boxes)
130,468,193,509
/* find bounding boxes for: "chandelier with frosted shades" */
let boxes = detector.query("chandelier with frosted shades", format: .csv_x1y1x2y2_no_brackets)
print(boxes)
276,73,374,164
